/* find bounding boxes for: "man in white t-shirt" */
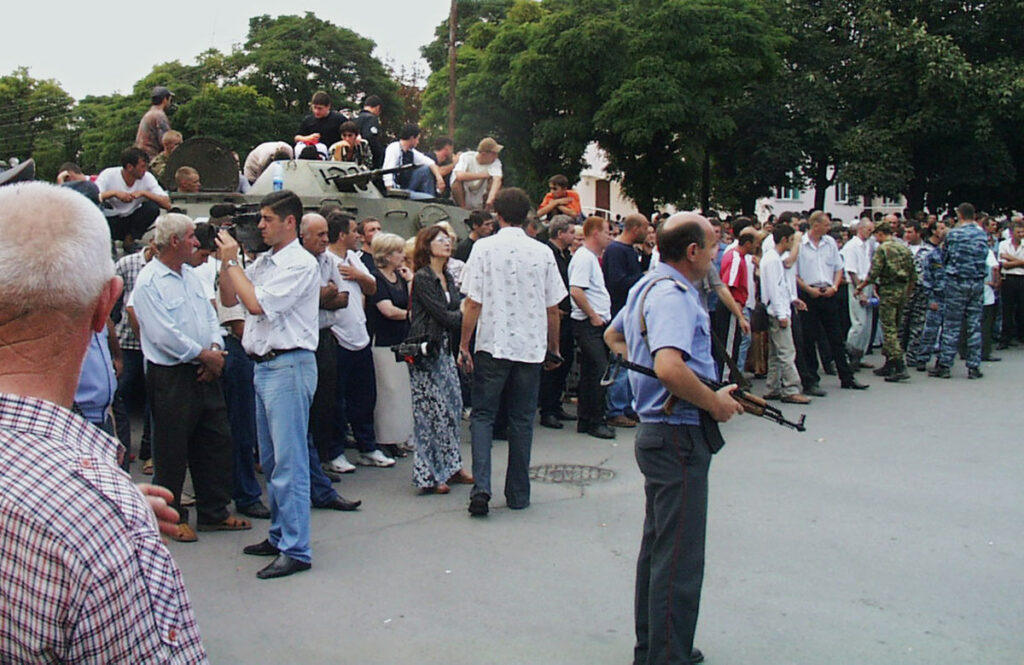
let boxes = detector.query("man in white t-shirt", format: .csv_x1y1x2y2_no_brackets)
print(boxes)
322,213,393,470
452,137,504,210
568,216,616,439
94,147,171,245
380,124,446,199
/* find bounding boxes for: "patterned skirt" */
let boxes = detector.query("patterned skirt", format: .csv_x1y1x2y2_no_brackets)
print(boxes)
409,350,464,488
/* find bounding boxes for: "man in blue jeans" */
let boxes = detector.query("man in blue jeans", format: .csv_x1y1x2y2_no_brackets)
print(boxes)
458,187,567,516
217,189,320,579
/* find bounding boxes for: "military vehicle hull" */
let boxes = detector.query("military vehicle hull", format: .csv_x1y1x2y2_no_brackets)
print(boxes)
165,139,469,240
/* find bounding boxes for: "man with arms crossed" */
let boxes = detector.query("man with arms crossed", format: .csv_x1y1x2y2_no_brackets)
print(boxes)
217,190,320,579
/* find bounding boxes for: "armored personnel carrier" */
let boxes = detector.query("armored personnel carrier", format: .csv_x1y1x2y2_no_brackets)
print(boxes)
162,138,469,241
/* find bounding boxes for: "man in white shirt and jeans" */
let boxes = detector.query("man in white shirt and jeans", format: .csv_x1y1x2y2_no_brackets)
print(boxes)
841,218,875,367
217,190,320,580
760,224,811,404
459,188,567,517
568,216,616,439
380,124,446,200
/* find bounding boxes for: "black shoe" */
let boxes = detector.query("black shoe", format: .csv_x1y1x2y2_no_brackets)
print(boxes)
928,365,951,378
256,554,311,579
915,362,927,372
237,502,271,519
982,355,1002,362
540,414,564,429
316,496,362,511
243,539,280,556
554,408,577,421
968,367,983,379
884,362,909,382
804,384,827,397
691,648,704,664
585,424,616,439
997,342,1010,350
468,494,490,517
841,379,869,390
872,360,894,377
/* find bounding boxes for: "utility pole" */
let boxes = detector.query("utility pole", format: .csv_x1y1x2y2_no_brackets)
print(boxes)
448,0,458,139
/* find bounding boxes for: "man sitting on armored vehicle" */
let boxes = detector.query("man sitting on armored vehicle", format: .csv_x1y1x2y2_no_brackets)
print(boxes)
96,147,171,246
452,137,504,210
329,121,373,169
149,130,182,180
175,166,201,193
381,124,447,200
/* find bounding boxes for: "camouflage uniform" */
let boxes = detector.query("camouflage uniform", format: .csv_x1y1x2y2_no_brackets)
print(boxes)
900,243,933,363
936,223,989,370
868,238,916,365
907,244,945,368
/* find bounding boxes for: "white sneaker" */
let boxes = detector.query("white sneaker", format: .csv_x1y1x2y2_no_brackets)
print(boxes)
356,450,396,467
323,454,356,474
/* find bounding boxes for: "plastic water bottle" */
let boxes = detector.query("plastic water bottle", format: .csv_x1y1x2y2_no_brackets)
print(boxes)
272,162,284,191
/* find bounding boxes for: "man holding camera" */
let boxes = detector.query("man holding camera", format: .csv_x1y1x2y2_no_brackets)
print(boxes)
217,190,320,579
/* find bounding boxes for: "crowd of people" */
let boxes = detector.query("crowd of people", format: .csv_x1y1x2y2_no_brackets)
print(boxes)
3,82,1020,663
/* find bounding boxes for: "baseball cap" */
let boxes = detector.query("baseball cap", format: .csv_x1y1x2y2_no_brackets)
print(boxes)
151,86,173,101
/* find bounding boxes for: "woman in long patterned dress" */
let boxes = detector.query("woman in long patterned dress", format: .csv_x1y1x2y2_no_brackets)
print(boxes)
407,226,473,493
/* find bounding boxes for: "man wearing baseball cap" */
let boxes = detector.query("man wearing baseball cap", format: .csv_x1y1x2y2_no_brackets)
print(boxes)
452,137,504,210
136,86,174,159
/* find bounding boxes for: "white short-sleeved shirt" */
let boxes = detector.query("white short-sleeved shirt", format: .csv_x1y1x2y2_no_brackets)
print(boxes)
568,246,611,322
326,248,371,351
93,167,167,218
453,152,503,207
460,226,567,363
241,239,320,356
998,238,1024,276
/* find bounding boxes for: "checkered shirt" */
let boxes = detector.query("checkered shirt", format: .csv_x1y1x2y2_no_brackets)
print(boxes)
115,250,147,351
0,393,207,664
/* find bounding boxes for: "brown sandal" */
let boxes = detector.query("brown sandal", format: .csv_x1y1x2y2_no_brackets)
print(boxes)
168,523,198,542
196,516,252,532
448,470,474,485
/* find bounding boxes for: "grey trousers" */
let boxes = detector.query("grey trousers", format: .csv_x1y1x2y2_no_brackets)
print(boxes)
767,316,802,396
633,422,712,665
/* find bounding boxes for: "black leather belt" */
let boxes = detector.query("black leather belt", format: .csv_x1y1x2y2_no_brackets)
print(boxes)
248,348,301,363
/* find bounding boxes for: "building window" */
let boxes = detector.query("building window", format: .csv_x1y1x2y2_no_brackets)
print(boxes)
835,181,849,202
775,186,800,201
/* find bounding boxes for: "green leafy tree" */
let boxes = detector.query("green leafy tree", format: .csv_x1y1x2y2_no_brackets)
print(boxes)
174,84,291,156
0,68,76,179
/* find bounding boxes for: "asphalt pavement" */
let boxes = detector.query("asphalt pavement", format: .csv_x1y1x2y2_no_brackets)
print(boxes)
149,350,1024,665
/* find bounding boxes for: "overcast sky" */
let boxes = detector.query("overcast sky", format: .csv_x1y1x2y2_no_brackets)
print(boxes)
2,1,452,100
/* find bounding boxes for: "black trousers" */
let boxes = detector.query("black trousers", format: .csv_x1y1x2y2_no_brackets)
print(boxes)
633,422,712,665
1000,274,1024,343
147,362,233,524
572,318,609,427
798,294,854,386
538,313,575,416
108,199,161,241
311,328,338,461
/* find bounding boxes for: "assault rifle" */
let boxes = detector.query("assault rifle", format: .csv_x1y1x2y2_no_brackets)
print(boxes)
601,353,807,432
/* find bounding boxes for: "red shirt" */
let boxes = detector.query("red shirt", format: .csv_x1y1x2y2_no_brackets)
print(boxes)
720,247,749,306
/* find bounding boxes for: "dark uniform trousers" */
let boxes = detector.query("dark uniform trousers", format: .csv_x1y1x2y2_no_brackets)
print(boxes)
146,362,233,524
797,293,855,386
572,319,610,428
634,422,712,665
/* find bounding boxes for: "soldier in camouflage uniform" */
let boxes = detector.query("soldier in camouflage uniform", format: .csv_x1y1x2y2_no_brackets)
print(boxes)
854,222,916,381
899,221,931,360
930,203,989,379
907,221,948,371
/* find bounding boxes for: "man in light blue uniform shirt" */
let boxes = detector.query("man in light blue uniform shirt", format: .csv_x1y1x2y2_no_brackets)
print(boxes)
131,213,245,543
606,212,742,665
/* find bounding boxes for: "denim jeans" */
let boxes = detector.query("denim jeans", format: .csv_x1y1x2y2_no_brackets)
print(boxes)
605,359,633,418
253,350,316,563
221,335,263,510
470,351,541,508
116,348,152,460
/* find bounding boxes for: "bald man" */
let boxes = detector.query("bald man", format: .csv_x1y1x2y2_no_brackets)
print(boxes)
606,212,742,665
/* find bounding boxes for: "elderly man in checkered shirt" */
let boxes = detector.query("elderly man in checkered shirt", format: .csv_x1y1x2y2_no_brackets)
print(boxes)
0,182,207,663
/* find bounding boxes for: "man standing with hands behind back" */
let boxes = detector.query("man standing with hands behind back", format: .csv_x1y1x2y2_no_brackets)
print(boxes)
217,190,320,580
605,212,742,665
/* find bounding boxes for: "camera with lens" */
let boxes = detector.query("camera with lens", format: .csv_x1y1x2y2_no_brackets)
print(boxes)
209,203,269,254
391,335,439,364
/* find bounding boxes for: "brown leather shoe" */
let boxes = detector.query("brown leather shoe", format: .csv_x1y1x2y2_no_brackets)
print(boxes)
608,415,638,428
781,393,811,404
448,470,474,484
168,523,198,543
